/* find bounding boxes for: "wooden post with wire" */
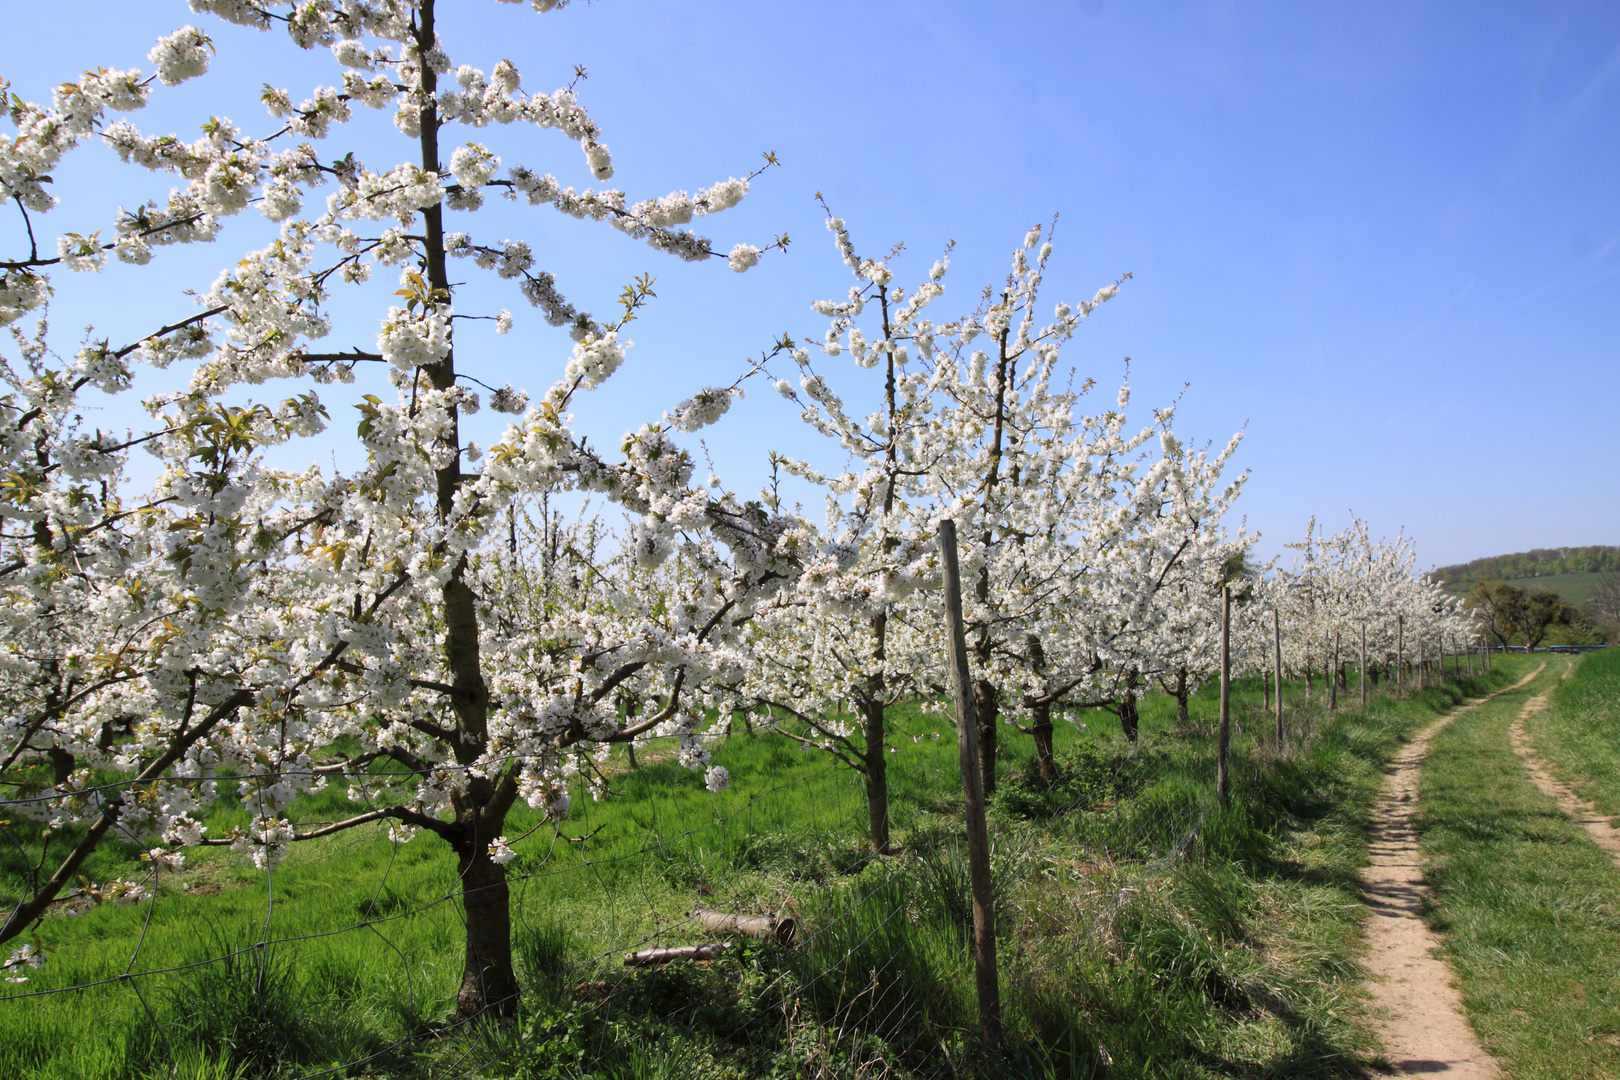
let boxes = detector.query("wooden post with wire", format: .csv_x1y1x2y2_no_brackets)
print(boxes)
1397,614,1405,695
1359,622,1368,708
1273,605,1284,751
1331,630,1341,713
937,519,1001,1049
1217,582,1232,803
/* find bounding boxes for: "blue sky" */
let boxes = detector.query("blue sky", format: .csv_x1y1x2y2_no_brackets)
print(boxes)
3,1,1617,569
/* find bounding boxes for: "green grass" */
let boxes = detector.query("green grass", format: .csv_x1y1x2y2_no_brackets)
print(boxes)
1419,652,1620,1079
1523,646,1620,817
0,668,1513,1078
998,664,1520,1079
1441,570,1611,606
0,717,945,1079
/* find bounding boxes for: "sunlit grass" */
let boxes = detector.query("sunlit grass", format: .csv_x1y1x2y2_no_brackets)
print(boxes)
0,668,1509,1078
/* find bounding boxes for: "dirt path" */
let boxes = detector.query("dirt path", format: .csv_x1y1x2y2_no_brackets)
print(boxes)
1506,674,1620,869
1361,664,1544,1077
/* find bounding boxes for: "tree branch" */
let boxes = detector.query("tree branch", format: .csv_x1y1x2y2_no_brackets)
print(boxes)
0,688,254,946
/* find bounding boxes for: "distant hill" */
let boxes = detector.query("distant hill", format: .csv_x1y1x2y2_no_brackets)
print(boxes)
1436,546,1620,586
1434,546,1619,606
1440,571,1608,606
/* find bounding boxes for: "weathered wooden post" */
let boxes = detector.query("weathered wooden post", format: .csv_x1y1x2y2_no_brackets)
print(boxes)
1217,582,1232,804
1397,615,1405,695
1359,623,1368,708
1331,630,1340,713
1273,606,1285,751
937,519,1001,1049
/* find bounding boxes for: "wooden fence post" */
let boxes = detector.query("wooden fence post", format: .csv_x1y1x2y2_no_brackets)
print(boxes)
1273,606,1284,751
1359,622,1368,708
1331,630,1340,713
1217,582,1232,804
1396,615,1404,695
937,519,1001,1049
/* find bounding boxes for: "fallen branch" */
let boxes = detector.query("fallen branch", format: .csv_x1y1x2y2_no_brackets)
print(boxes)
623,943,730,967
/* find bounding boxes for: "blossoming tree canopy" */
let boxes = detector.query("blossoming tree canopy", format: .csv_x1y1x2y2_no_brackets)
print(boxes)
740,209,1248,832
0,0,798,1019
1275,517,1473,693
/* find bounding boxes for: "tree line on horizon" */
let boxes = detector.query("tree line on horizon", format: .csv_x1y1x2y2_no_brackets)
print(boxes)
1437,545,1620,585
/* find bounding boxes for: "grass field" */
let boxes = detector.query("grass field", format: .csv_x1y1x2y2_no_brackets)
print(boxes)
0,666,1517,1079
1419,652,1620,1080
1441,570,1611,606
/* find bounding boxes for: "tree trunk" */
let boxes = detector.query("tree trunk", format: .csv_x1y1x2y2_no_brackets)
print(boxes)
1026,635,1057,781
1175,666,1190,725
1032,699,1057,781
416,0,509,1025
48,746,74,786
861,698,890,853
973,678,999,797
456,846,518,1021
1120,680,1140,744
1330,633,1340,712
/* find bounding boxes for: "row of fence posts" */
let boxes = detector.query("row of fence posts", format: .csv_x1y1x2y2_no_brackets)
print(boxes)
936,523,1505,1054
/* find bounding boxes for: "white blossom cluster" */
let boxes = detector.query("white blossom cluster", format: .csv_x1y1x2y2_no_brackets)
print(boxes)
2,943,45,984
0,1,790,982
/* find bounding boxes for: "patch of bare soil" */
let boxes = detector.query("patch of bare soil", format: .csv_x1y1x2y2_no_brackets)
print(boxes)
1361,664,1543,1077
1507,687,1620,868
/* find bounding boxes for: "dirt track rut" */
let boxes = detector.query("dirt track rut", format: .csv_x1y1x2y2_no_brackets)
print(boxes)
1361,664,1543,1077
1506,670,1620,871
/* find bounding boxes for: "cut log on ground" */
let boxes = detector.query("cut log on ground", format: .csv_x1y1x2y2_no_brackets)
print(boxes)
693,907,797,945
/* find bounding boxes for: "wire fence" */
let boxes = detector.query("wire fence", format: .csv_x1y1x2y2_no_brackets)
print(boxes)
1,674,1377,1080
